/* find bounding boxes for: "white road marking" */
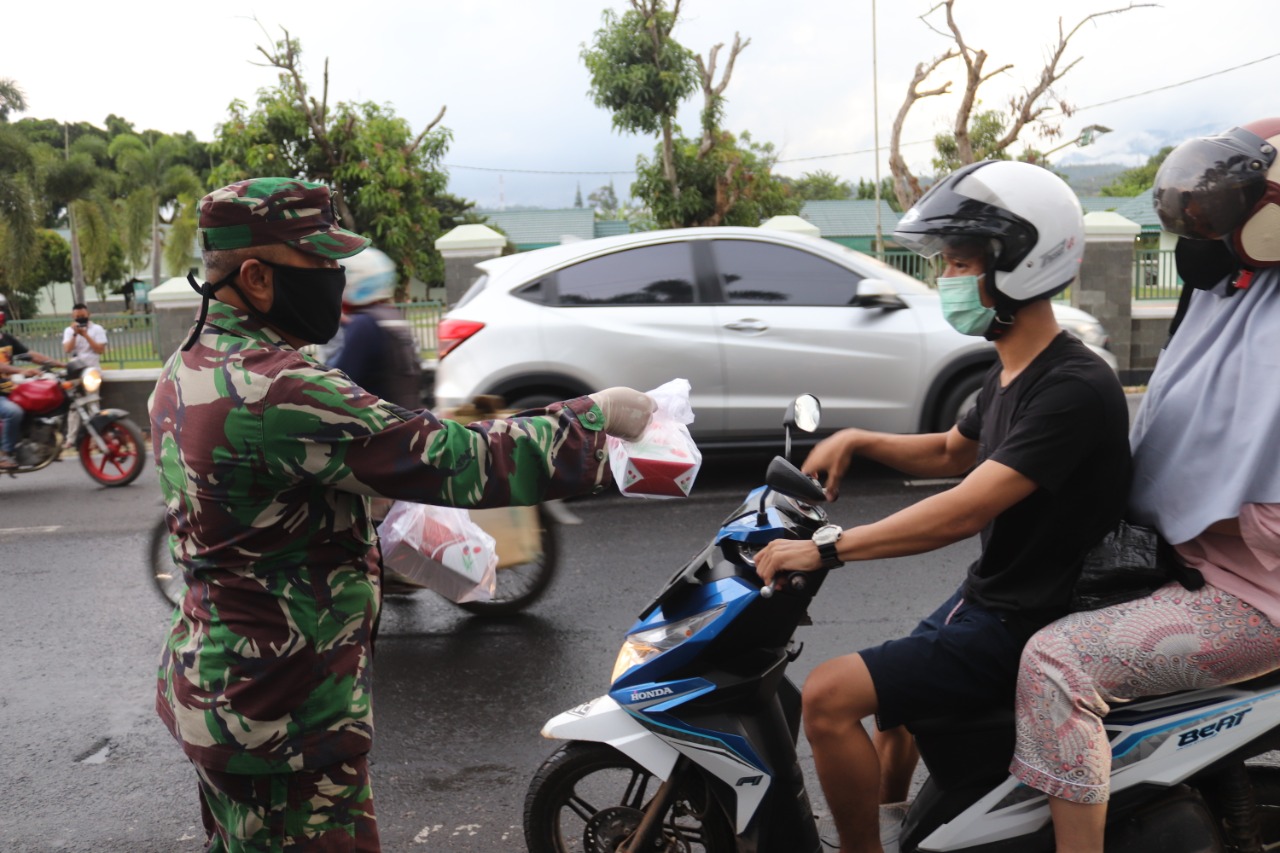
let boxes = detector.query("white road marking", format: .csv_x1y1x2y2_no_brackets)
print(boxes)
0,525,62,536
413,824,444,844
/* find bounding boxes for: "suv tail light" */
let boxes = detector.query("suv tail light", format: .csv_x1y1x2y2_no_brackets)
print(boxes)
437,319,485,358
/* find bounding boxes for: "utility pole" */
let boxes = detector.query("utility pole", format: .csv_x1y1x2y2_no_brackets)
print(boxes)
872,0,883,256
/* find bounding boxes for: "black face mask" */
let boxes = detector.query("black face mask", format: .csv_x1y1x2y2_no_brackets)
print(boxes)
184,261,346,350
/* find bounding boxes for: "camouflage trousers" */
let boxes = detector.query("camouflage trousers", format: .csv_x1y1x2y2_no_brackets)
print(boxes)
194,756,379,852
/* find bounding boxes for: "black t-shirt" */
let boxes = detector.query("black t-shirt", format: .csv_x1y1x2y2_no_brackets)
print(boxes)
0,331,30,395
956,332,1131,625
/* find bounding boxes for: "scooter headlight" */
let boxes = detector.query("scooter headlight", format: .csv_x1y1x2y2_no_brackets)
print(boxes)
81,367,102,394
611,605,726,683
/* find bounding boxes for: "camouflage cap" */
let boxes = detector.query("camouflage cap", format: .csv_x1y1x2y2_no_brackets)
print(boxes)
197,177,371,260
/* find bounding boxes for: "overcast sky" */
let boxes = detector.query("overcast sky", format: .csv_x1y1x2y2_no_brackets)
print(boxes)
8,0,1278,209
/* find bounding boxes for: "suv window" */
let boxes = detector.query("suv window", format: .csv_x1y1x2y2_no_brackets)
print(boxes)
555,243,696,305
711,240,865,305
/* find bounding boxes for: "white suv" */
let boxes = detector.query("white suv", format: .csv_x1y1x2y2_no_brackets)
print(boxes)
433,227,1115,446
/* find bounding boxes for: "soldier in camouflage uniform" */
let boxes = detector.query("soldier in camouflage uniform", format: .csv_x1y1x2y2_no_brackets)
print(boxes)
151,177,652,852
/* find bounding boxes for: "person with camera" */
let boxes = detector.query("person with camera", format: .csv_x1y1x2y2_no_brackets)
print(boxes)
60,303,108,450
62,303,107,368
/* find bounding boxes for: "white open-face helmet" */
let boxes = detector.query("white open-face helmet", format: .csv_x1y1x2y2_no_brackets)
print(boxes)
341,247,398,306
894,160,1085,313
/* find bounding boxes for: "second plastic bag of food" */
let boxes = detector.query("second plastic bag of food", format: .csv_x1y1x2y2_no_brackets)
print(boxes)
378,501,497,602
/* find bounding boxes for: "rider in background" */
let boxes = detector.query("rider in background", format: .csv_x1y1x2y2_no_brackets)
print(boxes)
329,247,422,411
753,161,1131,853
1011,118,1280,853
0,295,63,469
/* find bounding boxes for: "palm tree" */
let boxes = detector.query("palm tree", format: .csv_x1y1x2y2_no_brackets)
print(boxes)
0,78,26,122
0,79,37,312
108,133,201,292
43,146,102,305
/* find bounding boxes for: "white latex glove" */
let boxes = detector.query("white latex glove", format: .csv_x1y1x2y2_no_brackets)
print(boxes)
588,387,655,441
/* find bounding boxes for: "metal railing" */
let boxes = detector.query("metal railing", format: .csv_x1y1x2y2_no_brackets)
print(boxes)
3,302,447,370
398,301,444,357
1133,249,1181,300
3,313,160,369
876,248,1179,301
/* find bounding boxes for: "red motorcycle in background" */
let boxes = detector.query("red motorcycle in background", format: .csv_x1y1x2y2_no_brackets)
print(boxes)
4,355,146,487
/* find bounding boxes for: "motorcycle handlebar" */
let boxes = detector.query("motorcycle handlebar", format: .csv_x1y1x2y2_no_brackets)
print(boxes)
760,572,809,598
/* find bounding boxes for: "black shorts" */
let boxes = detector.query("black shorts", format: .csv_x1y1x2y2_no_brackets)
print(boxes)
859,587,1028,731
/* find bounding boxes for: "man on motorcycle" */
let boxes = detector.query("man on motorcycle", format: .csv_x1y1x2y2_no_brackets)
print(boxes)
754,161,1131,853
328,247,422,411
0,295,64,469
152,177,653,852
1011,118,1280,853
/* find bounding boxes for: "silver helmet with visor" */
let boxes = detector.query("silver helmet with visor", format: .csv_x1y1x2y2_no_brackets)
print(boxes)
894,160,1085,308
1154,125,1278,241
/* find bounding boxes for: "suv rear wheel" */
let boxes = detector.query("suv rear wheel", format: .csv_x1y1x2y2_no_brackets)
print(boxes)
933,371,986,433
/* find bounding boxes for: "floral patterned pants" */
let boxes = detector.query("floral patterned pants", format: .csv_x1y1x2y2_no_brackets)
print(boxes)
1010,582,1280,803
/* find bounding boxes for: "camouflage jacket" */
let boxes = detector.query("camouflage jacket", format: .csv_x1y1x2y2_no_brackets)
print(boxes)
151,301,610,773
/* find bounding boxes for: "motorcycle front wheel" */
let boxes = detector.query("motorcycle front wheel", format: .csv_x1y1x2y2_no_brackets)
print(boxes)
79,417,146,487
524,741,735,853
456,505,558,616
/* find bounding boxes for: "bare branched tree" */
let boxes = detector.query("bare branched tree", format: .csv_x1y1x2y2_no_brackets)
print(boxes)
695,32,750,156
253,24,446,230
888,0,1155,210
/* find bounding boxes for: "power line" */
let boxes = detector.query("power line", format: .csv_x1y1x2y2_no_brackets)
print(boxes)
1073,51,1280,112
446,163,637,175
445,52,1280,176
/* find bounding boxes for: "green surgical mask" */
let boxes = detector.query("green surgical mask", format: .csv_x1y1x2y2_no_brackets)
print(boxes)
937,274,995,337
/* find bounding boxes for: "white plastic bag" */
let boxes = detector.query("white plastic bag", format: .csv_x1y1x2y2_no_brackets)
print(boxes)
377,501,497,602
607,378,702,499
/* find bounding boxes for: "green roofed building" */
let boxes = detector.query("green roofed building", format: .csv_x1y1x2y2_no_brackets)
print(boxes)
796,200,902,251
1076,189,1161,235
474,208,631,251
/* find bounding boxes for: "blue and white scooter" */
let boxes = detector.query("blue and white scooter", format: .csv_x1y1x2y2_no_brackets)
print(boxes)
524,395,1280,853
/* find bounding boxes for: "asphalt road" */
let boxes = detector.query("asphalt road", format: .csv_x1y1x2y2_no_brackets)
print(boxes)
0,450,977,851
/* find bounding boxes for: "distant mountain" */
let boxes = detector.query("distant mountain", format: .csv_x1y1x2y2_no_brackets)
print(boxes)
1056,163,1130,195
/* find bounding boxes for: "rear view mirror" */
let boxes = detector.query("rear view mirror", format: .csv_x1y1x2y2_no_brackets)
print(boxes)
782,394,821,461
853,280,907,311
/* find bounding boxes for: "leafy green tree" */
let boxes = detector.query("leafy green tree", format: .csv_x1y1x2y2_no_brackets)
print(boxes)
1101,147,1173,197
634,131,798,227
585,2,788,227
0,81,38,309
588,182,620,218
210,29,460,292
789,170,853,201
583,2,698,201
932,109,1012,173
854,177,902,212
0,229,69,317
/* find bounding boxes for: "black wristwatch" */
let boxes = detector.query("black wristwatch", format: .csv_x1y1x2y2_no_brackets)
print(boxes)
812,524,844,569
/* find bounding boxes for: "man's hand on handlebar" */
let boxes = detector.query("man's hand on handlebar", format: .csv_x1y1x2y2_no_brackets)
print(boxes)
801,430,861,501
754,538,823,587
